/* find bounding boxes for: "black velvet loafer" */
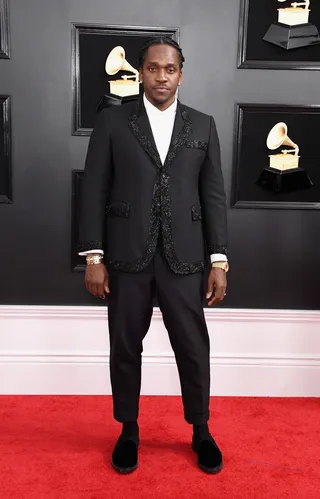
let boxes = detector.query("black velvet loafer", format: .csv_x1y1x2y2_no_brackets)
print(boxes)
111,436,139,474
192,436,223,474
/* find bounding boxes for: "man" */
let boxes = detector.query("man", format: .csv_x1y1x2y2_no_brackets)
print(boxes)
78,38,228,475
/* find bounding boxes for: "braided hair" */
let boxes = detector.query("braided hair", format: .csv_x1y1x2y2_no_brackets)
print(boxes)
138,37,185,69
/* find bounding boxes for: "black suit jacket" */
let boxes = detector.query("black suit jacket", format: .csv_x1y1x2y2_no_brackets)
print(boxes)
78,98,228,274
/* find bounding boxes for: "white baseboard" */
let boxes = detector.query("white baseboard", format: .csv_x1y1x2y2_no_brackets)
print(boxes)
0,306,319,396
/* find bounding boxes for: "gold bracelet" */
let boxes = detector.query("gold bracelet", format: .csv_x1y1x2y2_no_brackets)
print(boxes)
212,261,229,272
86,254,103,265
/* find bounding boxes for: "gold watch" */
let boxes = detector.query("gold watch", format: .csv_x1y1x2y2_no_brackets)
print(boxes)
212,261,229,272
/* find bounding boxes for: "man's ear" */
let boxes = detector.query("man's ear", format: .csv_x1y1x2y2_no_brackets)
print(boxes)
139,69,143,82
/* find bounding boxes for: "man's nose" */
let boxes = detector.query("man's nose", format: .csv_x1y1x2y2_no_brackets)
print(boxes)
156,70,168,82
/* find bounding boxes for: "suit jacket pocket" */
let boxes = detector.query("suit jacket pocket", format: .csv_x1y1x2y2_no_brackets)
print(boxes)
191,205,202,221
106,201,130,218
185,140,208,151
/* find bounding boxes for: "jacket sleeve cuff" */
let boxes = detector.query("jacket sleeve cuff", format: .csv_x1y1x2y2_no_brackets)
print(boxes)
207,244,228,257
77,240,104,255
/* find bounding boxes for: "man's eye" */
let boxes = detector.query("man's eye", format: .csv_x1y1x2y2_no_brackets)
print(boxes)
149,68,156,72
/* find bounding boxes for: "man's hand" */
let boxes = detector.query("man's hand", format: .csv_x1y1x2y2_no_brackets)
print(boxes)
206,267,227,306
85,263,110,299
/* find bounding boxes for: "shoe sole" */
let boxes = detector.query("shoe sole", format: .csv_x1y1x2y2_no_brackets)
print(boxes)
192,443,223,474
197,461,223,474
111,460,138,474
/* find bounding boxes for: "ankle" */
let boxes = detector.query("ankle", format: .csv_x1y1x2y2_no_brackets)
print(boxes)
122,421,139,437
193,422,210,440
193,423,209,433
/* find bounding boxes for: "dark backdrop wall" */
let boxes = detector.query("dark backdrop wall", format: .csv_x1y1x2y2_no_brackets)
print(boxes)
0,0,319,309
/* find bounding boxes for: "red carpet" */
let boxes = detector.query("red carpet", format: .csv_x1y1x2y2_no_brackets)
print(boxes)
0,396,319,498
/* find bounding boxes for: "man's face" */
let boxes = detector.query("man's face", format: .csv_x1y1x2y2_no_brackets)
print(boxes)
140,44,183,110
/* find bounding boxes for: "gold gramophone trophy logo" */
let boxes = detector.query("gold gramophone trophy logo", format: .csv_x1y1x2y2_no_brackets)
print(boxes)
96,46,141,112
105,46,140,97
267,122,300,170
263,0,320,50
256,122,313,192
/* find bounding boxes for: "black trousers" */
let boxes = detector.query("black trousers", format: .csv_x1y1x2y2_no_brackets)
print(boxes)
107,242,210,425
